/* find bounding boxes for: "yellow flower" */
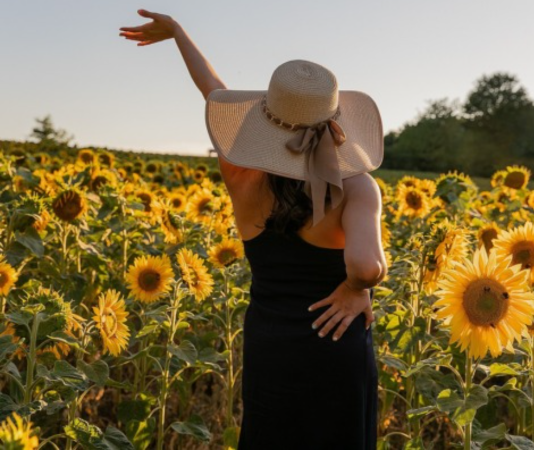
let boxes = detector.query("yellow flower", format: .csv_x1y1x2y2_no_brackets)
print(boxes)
0,257,18,296
51,189,88,222
423,221,471,294
0,412,39,450
77,148,96,165
396,184,433,218
185,188,221,226
159,199,184,244
477,222,502,253
207,238,245,268
434,246,534,359
502,165,531,190
176,248,214,302
490,169,508,188
92,289,130,356
125,254,175,304
167,192,187,213
492,221,534,285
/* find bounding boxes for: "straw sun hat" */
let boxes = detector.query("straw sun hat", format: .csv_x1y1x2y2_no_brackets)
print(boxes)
205,59,384,227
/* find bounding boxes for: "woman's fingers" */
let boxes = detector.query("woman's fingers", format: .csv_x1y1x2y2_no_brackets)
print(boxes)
311,305,337,330
317,310,344,338
121,34,147,42
332,316,355,341
119,23,152,32
137,40,158,46
308,296,333,312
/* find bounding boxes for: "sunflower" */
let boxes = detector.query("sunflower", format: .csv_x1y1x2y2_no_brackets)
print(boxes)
423,220,471,294
125,254,175,304
167,192,187,213
396,175,421,191
34,152,49,165
209,170,223,183
525,191,534,209
502,165,531,190
396,184,433,218
433,246,534,360
144,160,161,174
176,248,214,302
185,188,221,225
51,189,88,222
133,189,156,213
492,221,534,285
434,170,477,204
0,257,18,296
193,170,205,183
89,169,117,192
77,148,96,165
195,163,209,173
374,177,392,200
477,222,502,253
418,179,437,198
0,412,39,449
208,238,245,268
159,199,184,244
97,151,115,168
92,289,130,356
490,169,508,188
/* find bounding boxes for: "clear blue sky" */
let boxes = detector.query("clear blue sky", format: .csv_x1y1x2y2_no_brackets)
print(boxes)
2,1,533,156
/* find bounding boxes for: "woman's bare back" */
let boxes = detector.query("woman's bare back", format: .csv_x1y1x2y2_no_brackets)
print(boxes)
229,171,359,250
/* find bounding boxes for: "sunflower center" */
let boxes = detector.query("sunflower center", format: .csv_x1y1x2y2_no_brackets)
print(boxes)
138,269,161,292
137,193,152,212
462,278,509,327
198,199,213,215
481,228,498,251
0,272,8,288
504,171,526,190
406,191,422,210
53,192,84,221
218,249,237,266
511,241,534,270
172,198,183,208
101,310,118,336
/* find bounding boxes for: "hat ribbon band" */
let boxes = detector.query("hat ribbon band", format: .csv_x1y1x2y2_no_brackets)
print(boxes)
285,119,347,227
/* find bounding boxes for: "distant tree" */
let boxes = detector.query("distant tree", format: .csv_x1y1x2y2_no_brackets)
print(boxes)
461,73,534,172
30,114,74,147
463,72,532,122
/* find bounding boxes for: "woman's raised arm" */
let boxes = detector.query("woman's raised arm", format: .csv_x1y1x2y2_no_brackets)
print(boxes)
120,9,227,100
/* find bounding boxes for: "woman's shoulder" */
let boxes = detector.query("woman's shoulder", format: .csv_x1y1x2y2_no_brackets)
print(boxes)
342,173,381,201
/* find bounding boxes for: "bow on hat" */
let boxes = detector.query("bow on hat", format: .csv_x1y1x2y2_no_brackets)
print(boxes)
285,117,347,227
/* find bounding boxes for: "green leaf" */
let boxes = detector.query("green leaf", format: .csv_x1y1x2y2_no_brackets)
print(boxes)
125,418,156,450
170,414,211,442
117,394,156,423
0,335,19,360
15,227,44,257
48,331,88,354
406,406,437,420
378,354,409,371
64,418,134,450
50,360,90,391
136,324,159,339
101,426,135,450
169,340,198,365
473,423,507,446
78,360,109,387
6,310,33,327
436,389,463,413
405,354,452,377
489,363,520,377
506,434,534,449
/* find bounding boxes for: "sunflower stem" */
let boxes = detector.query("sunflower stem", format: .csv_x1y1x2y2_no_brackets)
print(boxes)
464,347,472,450
223,270,235,428
157,285,182,450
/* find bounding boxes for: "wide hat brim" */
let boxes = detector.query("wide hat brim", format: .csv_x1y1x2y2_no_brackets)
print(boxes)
205,89,384,181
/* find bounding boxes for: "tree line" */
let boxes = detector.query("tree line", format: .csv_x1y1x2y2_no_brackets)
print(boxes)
382,72,534,177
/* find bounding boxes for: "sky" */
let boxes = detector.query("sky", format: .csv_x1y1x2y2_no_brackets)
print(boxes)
2,1,534,156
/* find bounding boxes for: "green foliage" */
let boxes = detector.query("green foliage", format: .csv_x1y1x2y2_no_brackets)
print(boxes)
383,72,534,176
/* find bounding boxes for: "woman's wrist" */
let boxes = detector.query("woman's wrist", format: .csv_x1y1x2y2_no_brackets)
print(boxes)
343,278,369,293
172,21,183,38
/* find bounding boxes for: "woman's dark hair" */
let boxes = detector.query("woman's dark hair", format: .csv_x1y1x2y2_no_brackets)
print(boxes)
260,173,331,235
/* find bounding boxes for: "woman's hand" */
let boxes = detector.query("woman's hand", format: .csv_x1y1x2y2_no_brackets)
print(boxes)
308,280,375,341
119,9,179,46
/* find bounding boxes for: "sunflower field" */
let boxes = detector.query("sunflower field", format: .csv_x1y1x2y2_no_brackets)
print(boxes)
1,141,534,450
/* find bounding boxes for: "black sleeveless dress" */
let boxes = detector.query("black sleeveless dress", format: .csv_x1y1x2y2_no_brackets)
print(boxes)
237,227,378,450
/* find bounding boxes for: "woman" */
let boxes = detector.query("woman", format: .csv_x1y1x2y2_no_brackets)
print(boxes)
120,9,388,449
